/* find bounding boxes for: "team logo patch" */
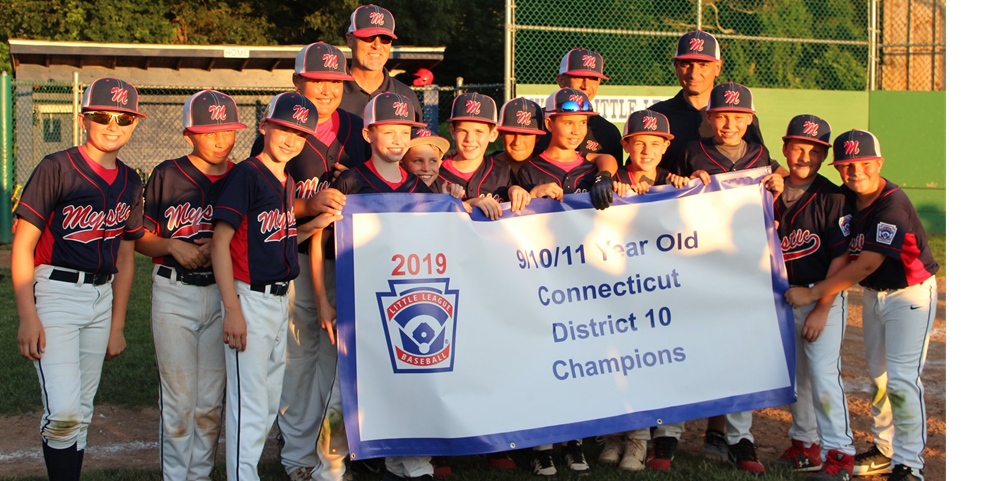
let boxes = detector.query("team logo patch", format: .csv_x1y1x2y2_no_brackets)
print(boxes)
414,128,432,137
292,105,309,123
109,86,129,105
689,37,705,52
208,104,227,121
322,53,339,69
876,222,897,245
723,90,740,105
802,120,819,136
369,11,385,25
569,94,584,104
780,229,821,261
586,140,601,151
582,54,597,69
464,100,482,115
377,279,460,373
839,214,851,237
516,110,532,125
843,140,860,155
641,115,658,131
393,101,409,118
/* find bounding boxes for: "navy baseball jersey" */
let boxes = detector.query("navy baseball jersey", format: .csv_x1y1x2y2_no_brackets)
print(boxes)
15,147,144,275
843,179,938,290
212,157,300,284
143,156,231,274
533,114,624,167
774,175,852,286
333,160,433,195
516,153,598,194
438,155,513,202
672,138,781,177
613,163,671,186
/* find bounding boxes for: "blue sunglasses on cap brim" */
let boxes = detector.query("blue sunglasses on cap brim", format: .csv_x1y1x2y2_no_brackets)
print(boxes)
557,100,593,113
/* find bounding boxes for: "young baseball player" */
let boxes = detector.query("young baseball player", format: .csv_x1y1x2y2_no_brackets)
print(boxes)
246,42,365,481
786,130,939,481
308,92,434,481
136,90,246,481
766,115,856,481
12,77,146,481
439,92,530,220
211,92,336,481
492,97,546,179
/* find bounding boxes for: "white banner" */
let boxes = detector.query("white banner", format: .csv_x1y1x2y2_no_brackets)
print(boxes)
335,169,795,459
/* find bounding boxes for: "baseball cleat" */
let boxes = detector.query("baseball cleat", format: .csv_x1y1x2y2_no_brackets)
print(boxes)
288,466,314,481
597,435,625,465
814,450,855,481
531,449,557,477
886,464,923,481
852,446,892,476
563,440,591,474
646,436,678,471
702,429,730,462
618,437,647,471
727,439,766,474
770,439,822,472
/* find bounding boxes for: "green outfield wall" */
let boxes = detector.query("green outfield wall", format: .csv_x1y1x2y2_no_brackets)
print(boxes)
518,86,945,232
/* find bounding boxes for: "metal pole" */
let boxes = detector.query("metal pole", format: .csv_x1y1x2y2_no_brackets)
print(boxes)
868,0,878,91
73,71,81,146
1,71,13,243
505,0,515,102
905,0,912,90
696,0,702,30
931,0,936,90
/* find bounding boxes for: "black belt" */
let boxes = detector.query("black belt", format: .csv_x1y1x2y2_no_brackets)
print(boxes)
156,265,216,286
49,269,111,286
864,285,900,292
250,282,289,296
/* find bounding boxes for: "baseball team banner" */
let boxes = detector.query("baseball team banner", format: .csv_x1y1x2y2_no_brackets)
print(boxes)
334,169,796,459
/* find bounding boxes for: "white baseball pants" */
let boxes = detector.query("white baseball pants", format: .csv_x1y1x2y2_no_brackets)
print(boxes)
385,456,433,478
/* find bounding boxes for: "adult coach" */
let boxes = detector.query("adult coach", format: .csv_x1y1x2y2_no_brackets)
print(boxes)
648,30,765,171
338,4,424,122
535,48,623,167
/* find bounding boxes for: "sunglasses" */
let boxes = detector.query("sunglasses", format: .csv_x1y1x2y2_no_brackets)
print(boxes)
85,111,137,126
557,100,593,113
357,34,393,44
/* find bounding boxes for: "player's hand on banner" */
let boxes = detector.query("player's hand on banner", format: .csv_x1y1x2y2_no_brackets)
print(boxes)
105,329,127,360
612,181,631,197
17,316,46,360
690,170,711,186
801,307,829,342
762,173,785,200
591,171,613,210
170,238,208,269
224,307,248,351
785,286,819,308
531,183,564,201
632,181,652,195
667,172,691,189
468,196,502,220
509,185,531,212
306,188,347,217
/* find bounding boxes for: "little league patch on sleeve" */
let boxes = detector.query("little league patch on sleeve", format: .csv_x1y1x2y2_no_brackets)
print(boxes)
876,222,897,245
839,214,851,237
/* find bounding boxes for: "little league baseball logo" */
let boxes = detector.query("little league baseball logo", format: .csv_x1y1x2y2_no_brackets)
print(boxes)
723,90,741,105
802,120,819,136
642,115,658,131
322,53,339,69
843,140,860,155
393,101,409,117
582,55,597,69
292,105,309,123
377,279,460,373
109,86,129,105
689,37,705,51
208,104,227,121
516,110,532,125
876,222,897,245
465,100,482,115
369,11,385,25
839,214,852,237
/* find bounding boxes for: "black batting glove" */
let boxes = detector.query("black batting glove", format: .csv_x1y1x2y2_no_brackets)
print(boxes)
591,170,613,210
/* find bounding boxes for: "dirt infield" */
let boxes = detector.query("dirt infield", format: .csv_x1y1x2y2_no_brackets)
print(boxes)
0,281,946,479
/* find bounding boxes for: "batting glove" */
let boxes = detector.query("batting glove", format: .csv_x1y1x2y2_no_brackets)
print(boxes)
591,171,614,210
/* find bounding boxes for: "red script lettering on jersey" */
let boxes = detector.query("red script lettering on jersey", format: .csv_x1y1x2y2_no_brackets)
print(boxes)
780,228,821,261
61,202,131,243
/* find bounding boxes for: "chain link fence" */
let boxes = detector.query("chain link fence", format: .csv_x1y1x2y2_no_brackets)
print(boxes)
510,0,943,93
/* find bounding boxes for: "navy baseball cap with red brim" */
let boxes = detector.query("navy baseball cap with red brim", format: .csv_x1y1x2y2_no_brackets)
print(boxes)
348,4,397,39
183,90,247,133
623,110,674,140
262,92,318,137
295,42,355,81
497,97,546,135
830,129,884,165
82,77,147,117
364,92,426,128
782,114,832,147
450,92,498,124
673,30,721,62
558,48,610,80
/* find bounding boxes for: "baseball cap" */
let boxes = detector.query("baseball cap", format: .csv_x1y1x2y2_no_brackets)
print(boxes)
363,92,426,128
673,30,721,62
261,92,318,137
706,82,755,113
183,90,248,133
558,48,610,80
449,92,498,124
347,4,397,39
409,127,450,154
623,110,674,140
830,129,883,165
295,42,355,81
497,97,546,135
544,88,598,117
81,77,146,117
783,114,832,147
